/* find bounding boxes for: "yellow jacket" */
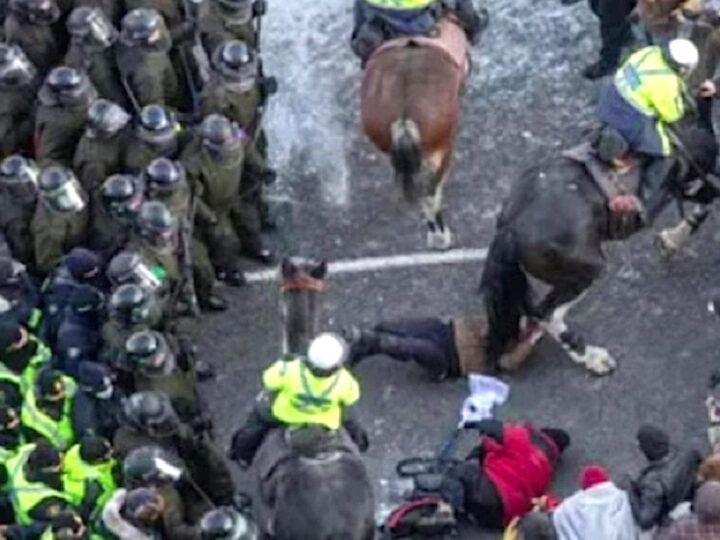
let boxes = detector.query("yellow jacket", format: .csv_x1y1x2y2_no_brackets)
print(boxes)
263,358,360,430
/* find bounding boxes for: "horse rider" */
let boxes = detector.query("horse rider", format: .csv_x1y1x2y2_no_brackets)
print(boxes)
229,332,369,467
596,38,699,221
351,0,485,64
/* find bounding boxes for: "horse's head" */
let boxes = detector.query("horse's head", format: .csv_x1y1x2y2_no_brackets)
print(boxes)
637,0,685,23
278,257,328,356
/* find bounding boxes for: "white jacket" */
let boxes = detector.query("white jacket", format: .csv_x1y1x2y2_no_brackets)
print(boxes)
553,482,640,540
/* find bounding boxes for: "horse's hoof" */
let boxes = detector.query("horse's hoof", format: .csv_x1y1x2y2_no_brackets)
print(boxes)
427,228,455,251
581,345,616,375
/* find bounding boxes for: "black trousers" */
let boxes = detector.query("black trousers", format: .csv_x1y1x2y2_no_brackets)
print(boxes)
589,0,636,68
440,460,504,530
351,317,455,376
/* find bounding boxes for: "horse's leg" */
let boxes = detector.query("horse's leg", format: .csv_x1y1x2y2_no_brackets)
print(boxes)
656,203,711,257
538,285,617,375
421,157,454,250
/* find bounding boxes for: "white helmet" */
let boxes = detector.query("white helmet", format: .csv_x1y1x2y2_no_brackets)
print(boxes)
667,38,699,74
306,333,348,372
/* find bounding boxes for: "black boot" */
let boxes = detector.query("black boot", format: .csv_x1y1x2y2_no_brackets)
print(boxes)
344,327,381,366
199,293,228,312
582,59,616,80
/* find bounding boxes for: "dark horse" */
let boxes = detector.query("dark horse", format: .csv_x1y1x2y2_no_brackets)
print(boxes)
480,127,719,375
361,17,470,250
251,257,375,539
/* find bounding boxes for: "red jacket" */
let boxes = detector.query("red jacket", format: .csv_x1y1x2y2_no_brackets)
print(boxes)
480,423,559,525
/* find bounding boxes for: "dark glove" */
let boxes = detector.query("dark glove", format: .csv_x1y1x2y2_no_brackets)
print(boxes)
253,0,266,16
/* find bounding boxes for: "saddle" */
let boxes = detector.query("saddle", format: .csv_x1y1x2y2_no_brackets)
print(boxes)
562,131,645,239
372,17,470,76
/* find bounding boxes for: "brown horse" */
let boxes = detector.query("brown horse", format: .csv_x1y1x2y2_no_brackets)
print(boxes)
360,18,470,250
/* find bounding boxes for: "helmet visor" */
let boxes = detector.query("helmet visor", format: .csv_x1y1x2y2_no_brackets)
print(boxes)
43,178,86,212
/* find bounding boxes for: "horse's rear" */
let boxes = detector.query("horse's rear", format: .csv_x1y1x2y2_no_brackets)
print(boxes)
360,18,469,249
254,428,375,540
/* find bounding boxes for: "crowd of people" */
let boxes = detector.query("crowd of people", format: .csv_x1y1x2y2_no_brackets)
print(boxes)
2,0,720,537
0,0,284,536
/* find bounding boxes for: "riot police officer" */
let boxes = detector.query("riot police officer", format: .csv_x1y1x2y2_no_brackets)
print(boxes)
144,158,228,312
73,99,131,194
0,156,39,268
202,40,277,238
116,8,181,109
35,67,98,167
125,104,184,173
125,329,202,424
4,0,61,76
66,7,127,108
199,0,265,52
89,174,144,260
31,166,89,275
0,44,39,156
100,283,163,372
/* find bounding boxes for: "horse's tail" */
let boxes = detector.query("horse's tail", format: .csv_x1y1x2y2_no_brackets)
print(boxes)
390,118,422,202
480,227,527,370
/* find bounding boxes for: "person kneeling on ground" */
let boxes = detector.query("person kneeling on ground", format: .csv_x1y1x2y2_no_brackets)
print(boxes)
229,332,369,467
440,418,570,529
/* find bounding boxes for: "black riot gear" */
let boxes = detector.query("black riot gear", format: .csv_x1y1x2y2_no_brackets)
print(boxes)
136,201,176,250
101,174,144,223
0,44,37,87
106,250,162,291
109,283,159,326
200,507,259,540
67,6,117,49
8,0,59,24
87,98,130,138
38,166,86,212
120,8,163,46
125,330,174,374
0,155,39,201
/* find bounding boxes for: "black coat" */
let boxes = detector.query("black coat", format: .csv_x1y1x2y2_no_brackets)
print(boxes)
628,446,702,529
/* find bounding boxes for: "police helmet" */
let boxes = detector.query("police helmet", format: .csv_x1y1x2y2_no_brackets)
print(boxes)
144,158,183,196
87,99,130,138
0,44,36,87
0,155,39,201
123,445,181,487
200,114,243,155
121,8,162,43
306,332,348,375
101,174,143,223
9,0,60,24
125,329,173,373
665,38,699,76
213,40,257,86
200,507,259,540
136,201,176,249
106,251,161,291
67,6,117,47
38,166,86,213
122,391,179,437
40,66,96,106
109,283,155,326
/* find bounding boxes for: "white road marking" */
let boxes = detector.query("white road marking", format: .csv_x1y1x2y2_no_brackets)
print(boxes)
244,247,489,284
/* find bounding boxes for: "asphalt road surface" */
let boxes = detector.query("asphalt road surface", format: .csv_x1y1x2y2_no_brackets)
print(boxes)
197,1,720,537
